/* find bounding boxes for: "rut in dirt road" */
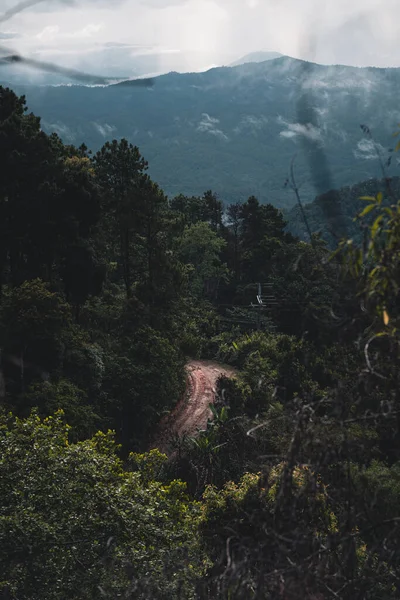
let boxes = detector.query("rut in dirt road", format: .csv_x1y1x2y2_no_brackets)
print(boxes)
151,360,236,455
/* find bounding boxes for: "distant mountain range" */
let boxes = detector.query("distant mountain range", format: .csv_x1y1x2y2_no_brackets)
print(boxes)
3,55,400,208
0,48,282,86
0,47,228,86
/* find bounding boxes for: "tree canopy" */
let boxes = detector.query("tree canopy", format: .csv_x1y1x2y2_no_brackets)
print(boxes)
1,85,400,599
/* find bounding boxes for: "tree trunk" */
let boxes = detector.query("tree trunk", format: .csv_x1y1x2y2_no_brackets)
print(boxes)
124,228,131,298
20,348,25,394
120,227,131,299
0,349,6,402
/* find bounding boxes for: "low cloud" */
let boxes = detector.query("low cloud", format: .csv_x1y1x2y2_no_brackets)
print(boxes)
197,113,229,141
233,114,268,135
198,113,219,127
303,74,377,94
42,120,76,142
36,22,103,42
3,0,400,89
0,0,48,24
93,122,116,137
278,117,322,142
354,138,385,161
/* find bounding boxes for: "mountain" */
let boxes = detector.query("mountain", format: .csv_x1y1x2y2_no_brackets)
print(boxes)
230,51,284,67
4,56,400,208
0,47,232,86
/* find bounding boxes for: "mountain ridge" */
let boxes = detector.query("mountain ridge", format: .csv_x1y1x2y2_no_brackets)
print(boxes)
3,56,399,208
229,50,284,67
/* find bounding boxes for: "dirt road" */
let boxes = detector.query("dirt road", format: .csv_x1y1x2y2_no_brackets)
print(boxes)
151,359,236,455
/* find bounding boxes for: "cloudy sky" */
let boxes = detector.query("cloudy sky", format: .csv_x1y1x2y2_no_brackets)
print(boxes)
0,0,398,77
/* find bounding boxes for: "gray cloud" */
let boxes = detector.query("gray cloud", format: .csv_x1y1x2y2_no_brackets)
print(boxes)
1,0,399,76
0,0,127,21
0,0,81,22
0,0,47,24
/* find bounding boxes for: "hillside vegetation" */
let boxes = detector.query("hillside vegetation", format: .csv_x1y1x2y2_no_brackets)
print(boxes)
287,175,400,247
1,85,400,599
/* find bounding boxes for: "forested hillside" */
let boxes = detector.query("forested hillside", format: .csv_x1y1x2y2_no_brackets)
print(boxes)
287,176,400,247
1,85,400,599
5,56,400,208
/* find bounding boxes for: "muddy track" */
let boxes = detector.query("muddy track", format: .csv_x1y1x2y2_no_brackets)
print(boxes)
151,360,236,455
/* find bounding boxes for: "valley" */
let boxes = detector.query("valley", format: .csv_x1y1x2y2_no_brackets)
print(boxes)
4,55,399,208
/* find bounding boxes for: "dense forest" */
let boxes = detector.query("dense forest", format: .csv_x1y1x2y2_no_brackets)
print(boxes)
1,85,400,599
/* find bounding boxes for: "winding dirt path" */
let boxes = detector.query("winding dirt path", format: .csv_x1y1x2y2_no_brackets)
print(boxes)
151,359,236,455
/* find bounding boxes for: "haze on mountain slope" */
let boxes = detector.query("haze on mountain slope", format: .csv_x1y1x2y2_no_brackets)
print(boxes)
0,46,238,86
4,55,397,209
0,41,281,86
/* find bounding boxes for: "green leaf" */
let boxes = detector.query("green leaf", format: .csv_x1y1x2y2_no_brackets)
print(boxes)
376,192,383,205
358,204,376,218
368,266,380,279
359,196,376,202
371,214,384,239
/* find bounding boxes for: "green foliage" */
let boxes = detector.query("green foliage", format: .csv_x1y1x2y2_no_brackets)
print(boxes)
0,411,204,599
351,460,400,529
200,466,340,599
102,326,186,449
0,87,102,296
0,280,72,395
0,279,70,345
93,139,149,298
21,379,100,441
130,447,169,483
214,331,327,413
287,177,400,248
63,332,105,393
2,84,400,599
178,221,229,299
177,299,219,358
342,190,400,328
170,190,224,231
